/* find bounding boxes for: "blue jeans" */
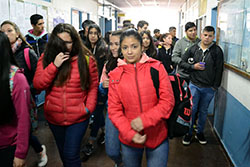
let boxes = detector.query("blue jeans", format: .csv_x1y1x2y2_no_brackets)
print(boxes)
49,120,89,167
30,133,43,153
121,139,169,167
188,82,215,135
105,112,122,165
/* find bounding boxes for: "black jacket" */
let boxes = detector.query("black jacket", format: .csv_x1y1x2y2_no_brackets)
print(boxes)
86,39,107,80
14,43,38,95
157,46,174,73
25,31,49,57
180,42,224,89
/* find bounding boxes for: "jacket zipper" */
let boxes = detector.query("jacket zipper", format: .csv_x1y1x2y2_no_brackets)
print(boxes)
36,40,40,57
134,64,143,113
134,64,144,136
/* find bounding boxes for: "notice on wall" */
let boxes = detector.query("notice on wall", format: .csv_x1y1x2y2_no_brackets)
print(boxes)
24,2,36,33
0,0,9,24
9,0,27,34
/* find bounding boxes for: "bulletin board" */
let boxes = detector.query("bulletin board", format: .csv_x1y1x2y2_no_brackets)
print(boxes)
218,0,250,74
0,0,10,24
0,0,48,35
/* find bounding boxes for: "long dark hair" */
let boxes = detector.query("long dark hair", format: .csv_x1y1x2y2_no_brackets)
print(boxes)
42,23,91,90
105,30,123,74
0,31,19,125
119,29,142,57
85,24,107,58
140,30,157,58
85,24,108,79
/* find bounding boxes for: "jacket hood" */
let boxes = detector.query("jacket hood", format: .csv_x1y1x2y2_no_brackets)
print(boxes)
117,53,156,66
27,29,48,40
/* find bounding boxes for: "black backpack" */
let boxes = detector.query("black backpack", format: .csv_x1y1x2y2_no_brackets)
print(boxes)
150,67,192,139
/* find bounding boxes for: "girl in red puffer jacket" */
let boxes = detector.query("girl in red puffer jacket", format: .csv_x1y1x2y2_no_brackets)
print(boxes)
33,23,98,167
108,29,175,167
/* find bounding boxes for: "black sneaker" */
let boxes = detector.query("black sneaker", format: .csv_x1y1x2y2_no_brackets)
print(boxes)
97,132,105,145
182,134,192,146
82,143,94,156
195,133,207,145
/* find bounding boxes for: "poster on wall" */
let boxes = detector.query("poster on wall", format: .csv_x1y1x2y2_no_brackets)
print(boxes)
24,2,36,32
9,0,27,35
199,0,207,17
53,8,65,28
0,0,9,24
52,8,70,27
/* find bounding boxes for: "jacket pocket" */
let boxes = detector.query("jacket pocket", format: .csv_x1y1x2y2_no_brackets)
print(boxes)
80,102,88,116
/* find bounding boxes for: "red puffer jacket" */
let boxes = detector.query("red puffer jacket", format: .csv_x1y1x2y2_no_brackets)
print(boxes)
33,54,98,126
108,54,175,149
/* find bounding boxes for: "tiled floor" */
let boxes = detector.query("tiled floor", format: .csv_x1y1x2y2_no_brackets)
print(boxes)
26,108,233,167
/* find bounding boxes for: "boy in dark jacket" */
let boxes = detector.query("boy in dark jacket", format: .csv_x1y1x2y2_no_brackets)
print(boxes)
180,26,224,145
26,14,49,57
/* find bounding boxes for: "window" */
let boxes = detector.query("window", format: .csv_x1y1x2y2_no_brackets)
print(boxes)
218,0,250,74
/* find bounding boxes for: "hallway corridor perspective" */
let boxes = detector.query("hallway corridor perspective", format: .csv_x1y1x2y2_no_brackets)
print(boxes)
26,108,233,167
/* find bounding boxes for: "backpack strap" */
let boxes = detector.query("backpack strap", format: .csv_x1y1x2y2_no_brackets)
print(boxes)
150,67,159,99
24,48,31,70
150,61,161,99
9,65,19,95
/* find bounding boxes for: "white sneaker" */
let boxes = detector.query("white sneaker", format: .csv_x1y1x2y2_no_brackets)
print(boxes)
38,145,48,167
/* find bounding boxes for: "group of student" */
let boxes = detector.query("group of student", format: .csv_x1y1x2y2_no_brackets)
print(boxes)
0,13,224,167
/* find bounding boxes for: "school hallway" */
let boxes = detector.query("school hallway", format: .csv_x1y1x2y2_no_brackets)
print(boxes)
26,107,233,167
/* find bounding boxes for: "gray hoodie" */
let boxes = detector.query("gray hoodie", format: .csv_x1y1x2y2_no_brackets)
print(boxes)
172,36,200,79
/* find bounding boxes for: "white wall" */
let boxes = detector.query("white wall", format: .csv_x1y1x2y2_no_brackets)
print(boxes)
122,7,179,36
221,69,250,110
23,0,98,32
205,0,218,25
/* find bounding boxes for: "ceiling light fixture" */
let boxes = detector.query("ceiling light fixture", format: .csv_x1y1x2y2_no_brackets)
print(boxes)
138,0,144,7
125,0,133,8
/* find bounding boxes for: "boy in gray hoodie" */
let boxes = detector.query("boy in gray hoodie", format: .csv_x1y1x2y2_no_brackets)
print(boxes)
172,22,200,83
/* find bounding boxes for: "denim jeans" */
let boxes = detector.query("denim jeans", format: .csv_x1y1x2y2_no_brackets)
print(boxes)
105,112,122,165
121,139,169,167
49,120,89,167
30,133,43,153
188,82,215,135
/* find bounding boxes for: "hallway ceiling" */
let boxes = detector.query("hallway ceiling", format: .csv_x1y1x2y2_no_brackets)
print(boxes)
107,0,185,10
